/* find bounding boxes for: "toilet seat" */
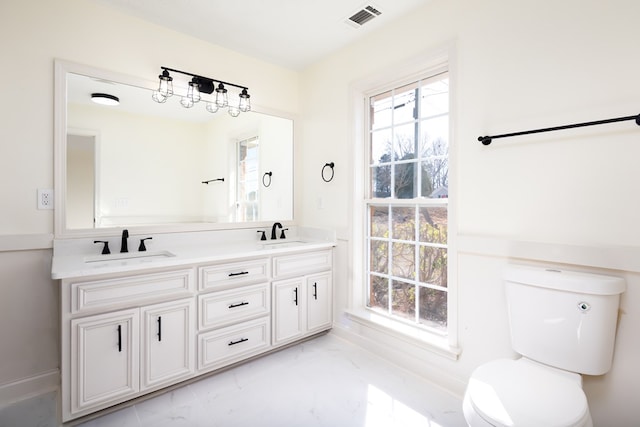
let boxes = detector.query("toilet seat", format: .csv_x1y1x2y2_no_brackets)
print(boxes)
465,358,591,427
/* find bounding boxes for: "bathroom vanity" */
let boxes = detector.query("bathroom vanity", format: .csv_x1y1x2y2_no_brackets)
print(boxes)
52,229,334,422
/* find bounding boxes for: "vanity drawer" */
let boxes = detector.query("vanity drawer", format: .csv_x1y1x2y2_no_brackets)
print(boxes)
197,317,270,372
198,283,270,330
272,250,332,279
198,258,269,291
71,269,195,313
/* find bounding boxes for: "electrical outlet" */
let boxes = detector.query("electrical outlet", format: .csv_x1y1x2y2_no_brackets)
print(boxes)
37,189,54,210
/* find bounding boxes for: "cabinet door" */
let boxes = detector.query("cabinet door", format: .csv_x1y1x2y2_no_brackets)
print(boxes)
306,272,332,332
272,278,304,345
141,298,195,390
71,308,139,415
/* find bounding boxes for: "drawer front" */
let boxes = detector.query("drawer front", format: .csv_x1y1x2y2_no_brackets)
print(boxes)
197,317,270,372
272,250,332,279
198,283,270,330
71,269,194,313
199,258,269,291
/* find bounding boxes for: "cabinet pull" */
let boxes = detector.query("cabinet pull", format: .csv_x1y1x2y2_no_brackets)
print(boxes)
157,316,162,342
117,324,122,352
228,337,248,346
313,282,318,300
294,287,298,306
228,301,249,309
228,271,249,277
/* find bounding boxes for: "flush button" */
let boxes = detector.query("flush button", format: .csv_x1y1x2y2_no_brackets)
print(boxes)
578,302,591,312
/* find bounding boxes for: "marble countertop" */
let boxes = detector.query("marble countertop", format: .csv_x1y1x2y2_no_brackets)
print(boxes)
52,227,336,280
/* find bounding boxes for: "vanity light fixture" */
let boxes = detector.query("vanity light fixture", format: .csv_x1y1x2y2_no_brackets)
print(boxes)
152,66,251,117
91,93,120,106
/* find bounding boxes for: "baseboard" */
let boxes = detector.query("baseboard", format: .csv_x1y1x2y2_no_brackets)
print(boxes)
0,369,59,408
330,324,466,399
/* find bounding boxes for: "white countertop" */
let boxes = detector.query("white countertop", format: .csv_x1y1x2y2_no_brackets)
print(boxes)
52,227,336,280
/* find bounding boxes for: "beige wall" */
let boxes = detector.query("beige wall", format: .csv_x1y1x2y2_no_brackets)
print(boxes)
0,0,299,236
2,0,640,425
68,104,207,225
300,0,640,425
0,0,298,404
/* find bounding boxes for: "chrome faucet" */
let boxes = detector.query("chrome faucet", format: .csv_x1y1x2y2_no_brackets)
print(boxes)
270,222,282,240
120,229,129,253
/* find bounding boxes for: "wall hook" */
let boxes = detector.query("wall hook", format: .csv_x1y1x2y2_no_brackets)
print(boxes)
262,171,272,187
322,162,335,182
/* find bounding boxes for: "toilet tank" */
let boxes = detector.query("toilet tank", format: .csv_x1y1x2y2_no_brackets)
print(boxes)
504,265,625,375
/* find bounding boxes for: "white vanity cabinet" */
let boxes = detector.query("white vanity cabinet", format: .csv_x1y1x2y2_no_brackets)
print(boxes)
61,268,196,421
141,298,195,391
272,250,333,347
70,308,139,415
197,257,272,373
58,245,334,423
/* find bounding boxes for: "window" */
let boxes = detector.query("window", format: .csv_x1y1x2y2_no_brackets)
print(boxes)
365,72,450,334
236,136,259,221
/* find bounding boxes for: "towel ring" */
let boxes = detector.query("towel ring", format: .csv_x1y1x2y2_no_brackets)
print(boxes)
262,171,272,187
321,162,335,182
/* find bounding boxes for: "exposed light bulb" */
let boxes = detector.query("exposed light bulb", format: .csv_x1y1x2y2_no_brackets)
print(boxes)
228,106,240,117
180,96,194,108
157,69,173,98
206,102,219,113
152,90,167,103
215,83,228,108
239,89,251,112
190,80,201,103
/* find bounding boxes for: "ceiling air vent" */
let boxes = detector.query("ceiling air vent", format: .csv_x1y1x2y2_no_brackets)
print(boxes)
346,5,382,28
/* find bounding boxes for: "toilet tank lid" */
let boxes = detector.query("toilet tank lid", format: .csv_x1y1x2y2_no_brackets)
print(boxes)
504,265,625,295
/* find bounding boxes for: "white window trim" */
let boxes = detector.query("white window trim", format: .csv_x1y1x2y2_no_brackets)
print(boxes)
348,43,460,359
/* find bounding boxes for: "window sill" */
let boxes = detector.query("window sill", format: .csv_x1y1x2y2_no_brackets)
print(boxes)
344,309,461,361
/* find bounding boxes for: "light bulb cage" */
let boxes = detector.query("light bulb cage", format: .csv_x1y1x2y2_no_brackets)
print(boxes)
152,66,250,117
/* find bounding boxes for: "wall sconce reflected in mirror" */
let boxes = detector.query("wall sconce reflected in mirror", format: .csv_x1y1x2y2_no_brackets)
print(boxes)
322,162,335,182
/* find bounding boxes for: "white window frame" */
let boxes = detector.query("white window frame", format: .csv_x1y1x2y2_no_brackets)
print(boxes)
348,47,459,358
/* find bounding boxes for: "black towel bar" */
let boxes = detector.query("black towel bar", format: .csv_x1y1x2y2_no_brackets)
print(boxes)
479,114,640,145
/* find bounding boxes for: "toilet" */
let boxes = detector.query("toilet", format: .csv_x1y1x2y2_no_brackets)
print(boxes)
463,265,625,427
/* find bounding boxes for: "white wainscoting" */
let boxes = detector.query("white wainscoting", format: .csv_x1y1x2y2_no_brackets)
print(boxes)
0,233,58,407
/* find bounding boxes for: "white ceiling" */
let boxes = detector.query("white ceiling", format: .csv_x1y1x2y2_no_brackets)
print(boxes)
90,0,430,70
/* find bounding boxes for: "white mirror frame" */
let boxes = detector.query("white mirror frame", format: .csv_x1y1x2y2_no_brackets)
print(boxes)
54,59,296,238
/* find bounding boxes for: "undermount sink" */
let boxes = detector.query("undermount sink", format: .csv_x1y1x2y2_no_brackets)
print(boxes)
261,239,309,249
84,250,176,263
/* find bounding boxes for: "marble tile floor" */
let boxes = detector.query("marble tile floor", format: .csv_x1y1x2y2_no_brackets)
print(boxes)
0,333,466,427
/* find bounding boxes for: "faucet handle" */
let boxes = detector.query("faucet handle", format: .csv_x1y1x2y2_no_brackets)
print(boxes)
280,228,288,239
138,237,152,252
93,240,110,255
257,230,267,241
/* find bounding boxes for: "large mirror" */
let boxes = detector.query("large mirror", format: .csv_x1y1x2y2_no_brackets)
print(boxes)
54,61,294,237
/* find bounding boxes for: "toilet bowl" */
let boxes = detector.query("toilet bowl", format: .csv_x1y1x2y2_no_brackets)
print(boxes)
463,358,592,427
463,265,625,427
